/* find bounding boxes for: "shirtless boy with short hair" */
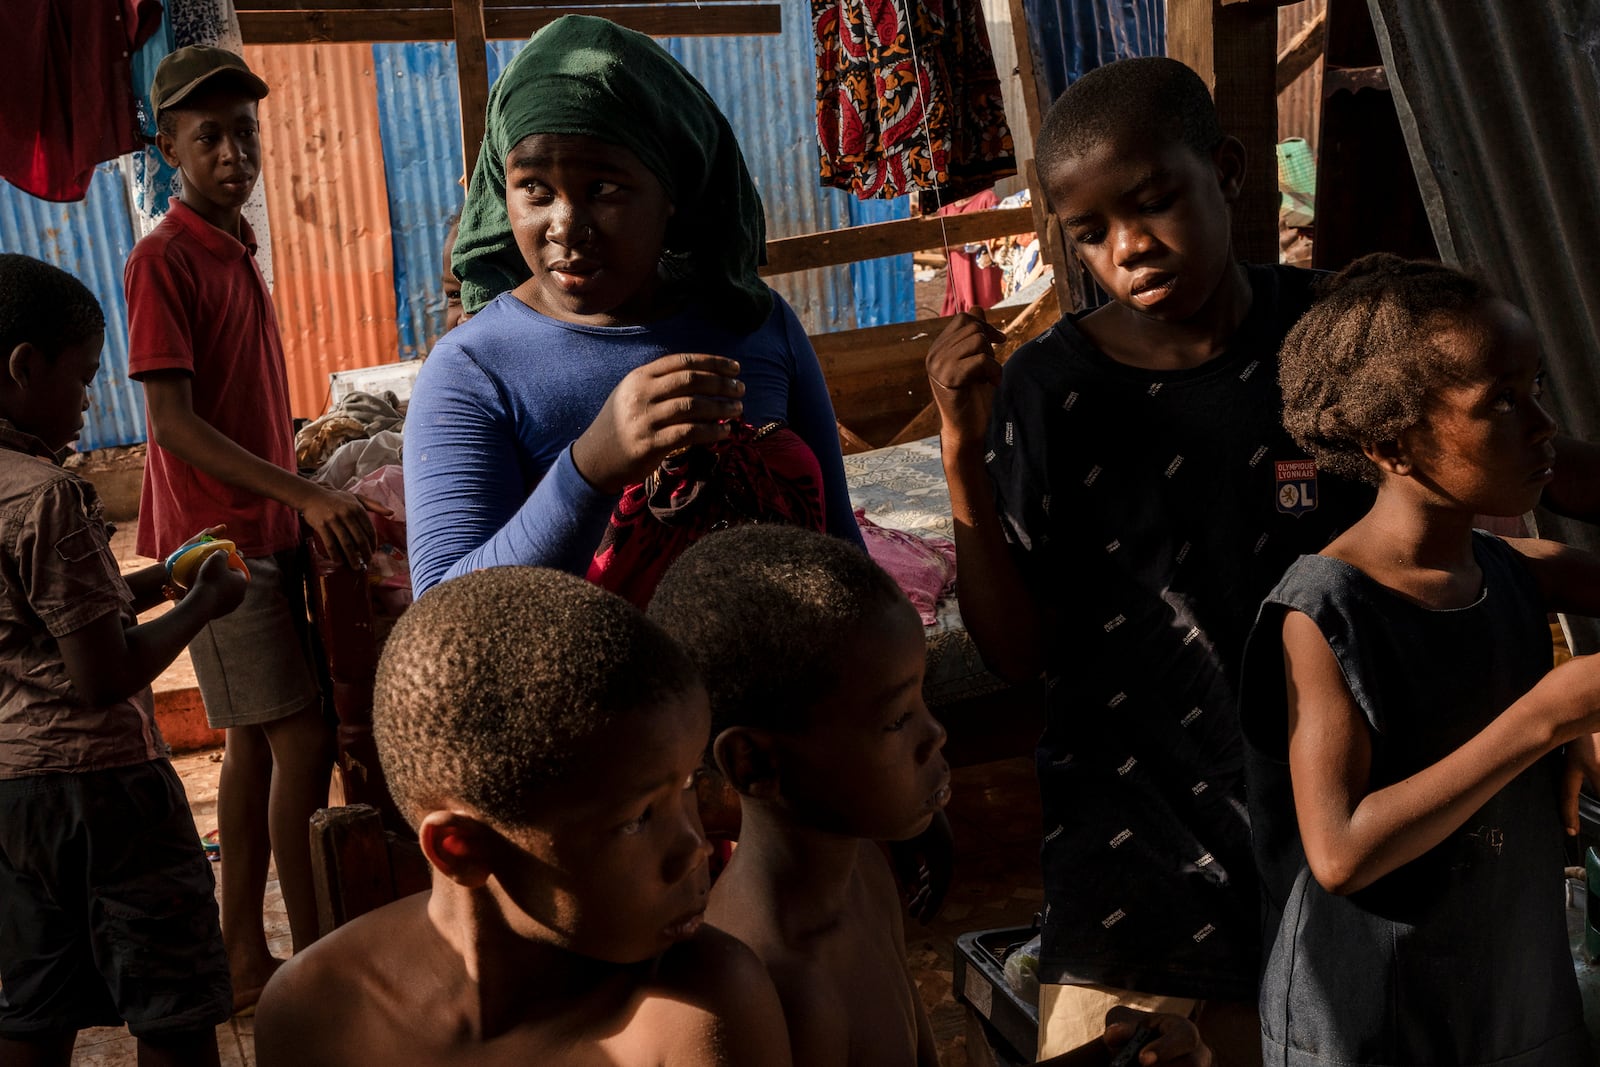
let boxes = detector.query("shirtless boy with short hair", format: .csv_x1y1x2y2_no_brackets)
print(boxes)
254,566,792,1067
650,525,1210,1067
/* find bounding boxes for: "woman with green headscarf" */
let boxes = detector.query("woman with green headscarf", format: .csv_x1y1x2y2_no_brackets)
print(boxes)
405,15,862,596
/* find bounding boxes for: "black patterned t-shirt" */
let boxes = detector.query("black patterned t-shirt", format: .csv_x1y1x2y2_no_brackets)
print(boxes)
986,264,1374,999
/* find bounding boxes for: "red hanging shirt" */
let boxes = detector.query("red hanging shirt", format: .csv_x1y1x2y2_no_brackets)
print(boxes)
0,0,163,202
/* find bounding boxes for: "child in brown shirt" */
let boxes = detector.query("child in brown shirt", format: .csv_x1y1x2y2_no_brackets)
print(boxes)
0,254,247,1066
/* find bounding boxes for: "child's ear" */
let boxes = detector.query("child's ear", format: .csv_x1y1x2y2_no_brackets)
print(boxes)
1212,135,1247,202
1365,437,1412,477
712,726,782,801
7,343,38,390
418,810,496,888
155,130,181,169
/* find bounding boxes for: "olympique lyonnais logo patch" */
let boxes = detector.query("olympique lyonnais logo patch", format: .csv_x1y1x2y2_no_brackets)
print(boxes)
1275,459,1319,516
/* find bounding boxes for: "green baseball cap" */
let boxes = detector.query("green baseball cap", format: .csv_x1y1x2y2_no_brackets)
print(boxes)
150,45,269,122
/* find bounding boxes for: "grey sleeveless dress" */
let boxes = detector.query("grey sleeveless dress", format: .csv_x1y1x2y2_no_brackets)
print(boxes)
1240,532,1590,1066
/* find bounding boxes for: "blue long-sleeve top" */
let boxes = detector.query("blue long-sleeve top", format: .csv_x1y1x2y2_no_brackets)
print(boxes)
404,289,863,595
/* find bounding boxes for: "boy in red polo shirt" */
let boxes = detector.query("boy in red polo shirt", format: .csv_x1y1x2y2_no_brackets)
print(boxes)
124,46,380,1012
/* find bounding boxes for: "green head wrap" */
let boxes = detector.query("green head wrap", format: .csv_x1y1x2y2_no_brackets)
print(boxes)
454,15,771,331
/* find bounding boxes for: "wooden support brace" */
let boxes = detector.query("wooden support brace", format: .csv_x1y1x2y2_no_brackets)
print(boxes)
761,207,1035,277
451,0,490,180
1276,8,1326,93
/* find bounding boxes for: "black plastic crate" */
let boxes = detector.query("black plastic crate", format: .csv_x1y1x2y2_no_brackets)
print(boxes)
954,926,1041,1064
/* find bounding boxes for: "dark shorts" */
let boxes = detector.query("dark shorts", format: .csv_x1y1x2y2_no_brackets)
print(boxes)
0,760,231,1038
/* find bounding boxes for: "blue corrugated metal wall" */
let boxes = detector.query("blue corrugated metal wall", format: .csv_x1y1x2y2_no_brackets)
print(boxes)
373,32,914,359
373,43,467,361
0,164,146,451
1023,0,1163,105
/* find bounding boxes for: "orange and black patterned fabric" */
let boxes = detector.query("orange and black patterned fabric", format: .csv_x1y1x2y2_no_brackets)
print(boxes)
814,0,1016,200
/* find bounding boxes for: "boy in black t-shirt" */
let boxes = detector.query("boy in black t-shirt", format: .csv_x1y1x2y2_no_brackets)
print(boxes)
925,58,1374,1064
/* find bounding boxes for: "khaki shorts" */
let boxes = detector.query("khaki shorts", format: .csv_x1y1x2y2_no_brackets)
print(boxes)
188,551,321,730
1037,981,1197,1059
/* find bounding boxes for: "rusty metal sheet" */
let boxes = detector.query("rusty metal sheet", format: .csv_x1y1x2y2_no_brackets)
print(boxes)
245,42,400,420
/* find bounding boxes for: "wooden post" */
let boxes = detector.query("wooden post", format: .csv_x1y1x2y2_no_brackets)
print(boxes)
1167,0,1282,264
1004,0,1079,312
452,0,490,181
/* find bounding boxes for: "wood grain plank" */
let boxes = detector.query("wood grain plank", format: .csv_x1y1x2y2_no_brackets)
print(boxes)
240,4,779,42
762,207,1035,277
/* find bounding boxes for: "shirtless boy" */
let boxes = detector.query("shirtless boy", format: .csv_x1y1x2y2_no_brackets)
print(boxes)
254,566,792,1067
650,525,1210,1067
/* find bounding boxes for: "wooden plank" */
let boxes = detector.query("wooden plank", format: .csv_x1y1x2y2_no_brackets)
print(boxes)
761,206,1035,277
453,0,490,180
1276,7,1326,93
1167,0,1280,263
813,309,1024,448
310,804,393,939
1003,0,1079,314
241,0,754,8
239,4,780,42
485,5,778,35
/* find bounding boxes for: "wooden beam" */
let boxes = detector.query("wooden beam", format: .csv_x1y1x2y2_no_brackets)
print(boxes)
1167,0,1280,263
761,206,1034,277
239,4,781,43
1003,0,1078,312
1276,7,1326,93
241,0,753,8
453,0,490,181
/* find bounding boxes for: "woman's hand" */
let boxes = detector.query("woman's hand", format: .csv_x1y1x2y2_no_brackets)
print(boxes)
573,353,745,493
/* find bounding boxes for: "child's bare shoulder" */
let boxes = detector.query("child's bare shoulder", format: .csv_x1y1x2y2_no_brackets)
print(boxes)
640,924,794,1066
255,894,435,1067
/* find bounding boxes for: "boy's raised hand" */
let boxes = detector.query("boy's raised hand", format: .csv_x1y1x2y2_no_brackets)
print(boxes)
573,353,745,494
927,308,1006,449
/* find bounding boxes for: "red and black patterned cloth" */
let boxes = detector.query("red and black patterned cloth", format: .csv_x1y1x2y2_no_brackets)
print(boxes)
814,0,1017,200
588,422,828,608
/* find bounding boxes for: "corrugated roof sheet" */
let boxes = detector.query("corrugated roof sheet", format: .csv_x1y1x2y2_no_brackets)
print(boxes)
0,164,146,451
1368,0,1600,646
245,42,400,420
372,30,912,350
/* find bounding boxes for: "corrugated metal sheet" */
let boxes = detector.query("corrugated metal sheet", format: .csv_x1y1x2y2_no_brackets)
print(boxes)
373,42,466,361
1278,0,1326,152
662,33,863,335
0,164,146,451
374,31,907,344
1367,0,1600,648
1021,0,1163,106
245,43,399,419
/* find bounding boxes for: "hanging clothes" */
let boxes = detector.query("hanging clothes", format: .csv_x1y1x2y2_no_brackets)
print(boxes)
0,0,163,202
814,0,1016,201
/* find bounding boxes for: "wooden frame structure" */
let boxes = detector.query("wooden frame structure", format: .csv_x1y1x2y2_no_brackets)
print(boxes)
237,0,1060,452
238,0,1313,451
